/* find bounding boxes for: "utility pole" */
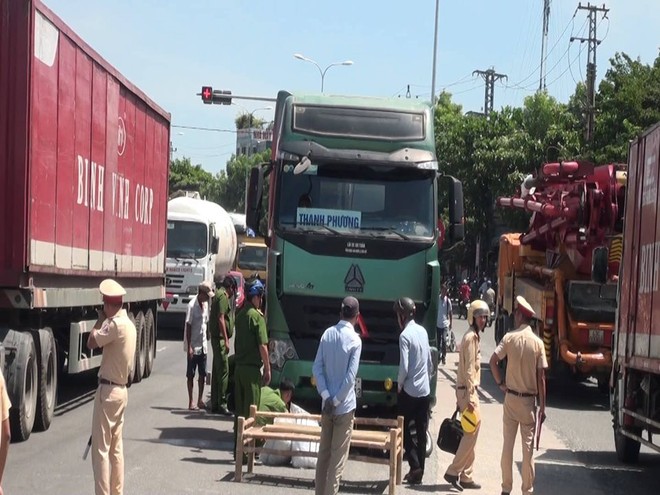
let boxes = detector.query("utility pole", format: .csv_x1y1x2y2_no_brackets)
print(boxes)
473,68,507,116
169,142,177,163
571,2,609,144
539,0,551,91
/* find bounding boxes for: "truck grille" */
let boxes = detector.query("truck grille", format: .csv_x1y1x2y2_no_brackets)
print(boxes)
166,274,185,290
280,296,428,365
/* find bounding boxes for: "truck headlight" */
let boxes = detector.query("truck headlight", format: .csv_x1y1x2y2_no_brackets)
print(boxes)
268,338,298,371
384,378,394,391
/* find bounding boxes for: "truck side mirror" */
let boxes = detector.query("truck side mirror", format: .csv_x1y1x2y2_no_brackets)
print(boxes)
246,164,267,232
592,246,609,284
446,176,464,243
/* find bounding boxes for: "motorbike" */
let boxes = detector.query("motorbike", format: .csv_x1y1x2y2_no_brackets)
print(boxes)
458,299,469,319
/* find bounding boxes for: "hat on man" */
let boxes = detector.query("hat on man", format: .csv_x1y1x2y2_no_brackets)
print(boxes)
341,296,360,318
198,281,215,298
99,279,126,298
515,295,536,318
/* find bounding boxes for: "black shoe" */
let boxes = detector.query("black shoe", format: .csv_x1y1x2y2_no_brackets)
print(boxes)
501,492,510,495
443,473,464,492
460,480,481,490
407,468,423,485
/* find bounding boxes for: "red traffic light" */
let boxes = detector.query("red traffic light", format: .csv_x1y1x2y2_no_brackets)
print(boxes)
201,86,213,104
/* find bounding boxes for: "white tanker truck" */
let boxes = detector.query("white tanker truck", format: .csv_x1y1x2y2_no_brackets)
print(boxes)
159,193,237,328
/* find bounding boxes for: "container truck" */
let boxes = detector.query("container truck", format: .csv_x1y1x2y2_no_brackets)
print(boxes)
0,0,170,441
610,122,660,462
496,161,626,390
245,91,464,411
159,195,237,328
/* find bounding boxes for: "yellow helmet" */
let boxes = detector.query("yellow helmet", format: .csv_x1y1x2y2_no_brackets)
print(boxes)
468,299,489,322
461,408,480,434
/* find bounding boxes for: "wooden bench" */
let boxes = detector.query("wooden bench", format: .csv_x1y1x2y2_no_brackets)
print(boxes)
235,405,404,495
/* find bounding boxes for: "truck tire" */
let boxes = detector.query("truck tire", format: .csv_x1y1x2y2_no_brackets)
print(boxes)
143,309,155,378
133,311,146,384
612,379,641,463
33,328,58,432
7,331,38,442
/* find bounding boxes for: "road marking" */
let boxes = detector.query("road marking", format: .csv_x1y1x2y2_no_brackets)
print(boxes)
157,346,168,352
536,457,644,472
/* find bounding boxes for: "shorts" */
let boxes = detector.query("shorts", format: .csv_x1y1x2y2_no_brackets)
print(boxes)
186,353,207,379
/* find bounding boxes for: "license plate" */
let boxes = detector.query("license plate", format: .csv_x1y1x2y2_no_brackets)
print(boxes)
354,377,362,398
589,329,605,345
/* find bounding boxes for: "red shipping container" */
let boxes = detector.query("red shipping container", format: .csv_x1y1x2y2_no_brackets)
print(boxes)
617,122,660,372
0,0,170,306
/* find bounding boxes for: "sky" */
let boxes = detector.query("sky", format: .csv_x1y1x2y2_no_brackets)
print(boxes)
44,0,660,175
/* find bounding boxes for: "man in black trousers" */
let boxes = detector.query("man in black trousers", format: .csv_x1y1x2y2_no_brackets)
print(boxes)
394,297,432,485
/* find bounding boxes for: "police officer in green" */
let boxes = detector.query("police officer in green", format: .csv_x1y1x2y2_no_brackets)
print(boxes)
233,279,270,452
209,275,236,415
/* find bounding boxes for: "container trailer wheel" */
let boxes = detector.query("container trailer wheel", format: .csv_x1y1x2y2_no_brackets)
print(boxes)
7,331,38,441
32,328,58,432
612,376,641,463
143,309,155,378
133,312,146,384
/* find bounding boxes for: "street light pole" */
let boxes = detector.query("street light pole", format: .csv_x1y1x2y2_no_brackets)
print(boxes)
293,54,353,92
430,0,440,105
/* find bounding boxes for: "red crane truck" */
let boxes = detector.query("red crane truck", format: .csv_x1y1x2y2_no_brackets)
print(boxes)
610,122,660,462
0,0,170,441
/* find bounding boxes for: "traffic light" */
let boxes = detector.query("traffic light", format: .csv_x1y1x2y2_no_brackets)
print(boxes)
217,90,232,105
200,86,232,105
201,86,213,104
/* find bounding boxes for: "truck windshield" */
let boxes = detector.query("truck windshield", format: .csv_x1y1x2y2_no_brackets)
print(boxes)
166,221,208,258
277,163,434,238
238,245,268,271
566,281,617,323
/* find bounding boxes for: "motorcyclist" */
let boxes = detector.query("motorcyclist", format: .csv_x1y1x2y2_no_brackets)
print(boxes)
458,280,471,319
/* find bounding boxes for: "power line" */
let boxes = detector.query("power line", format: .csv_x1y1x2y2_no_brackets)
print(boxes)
172,124,238,133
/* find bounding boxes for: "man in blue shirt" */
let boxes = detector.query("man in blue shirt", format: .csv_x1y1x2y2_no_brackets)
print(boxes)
395,297,433,485
312,296,362,495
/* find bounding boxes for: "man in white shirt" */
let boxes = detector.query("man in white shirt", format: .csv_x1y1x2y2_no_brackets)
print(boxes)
436,284,452,365
185,282,213,410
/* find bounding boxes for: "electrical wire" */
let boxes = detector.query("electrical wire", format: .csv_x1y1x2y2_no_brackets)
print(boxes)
172,124,237,133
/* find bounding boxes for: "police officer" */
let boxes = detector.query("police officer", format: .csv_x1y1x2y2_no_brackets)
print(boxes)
444,299,489,491
210,275,236,415
87,279,137,495
489,296,548,495
233,279,270,454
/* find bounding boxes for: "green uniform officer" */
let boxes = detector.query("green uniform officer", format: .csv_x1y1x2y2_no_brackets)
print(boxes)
256,378,295,427
233,279,270,454
209,275,236,415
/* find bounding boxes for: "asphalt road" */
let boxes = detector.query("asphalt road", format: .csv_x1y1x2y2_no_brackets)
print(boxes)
4,320,659,494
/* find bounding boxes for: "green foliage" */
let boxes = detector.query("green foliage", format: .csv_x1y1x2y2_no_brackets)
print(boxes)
591,51,660,163
436,51,660,274
207,150,271,214
235,112,266,130
169,157,215,199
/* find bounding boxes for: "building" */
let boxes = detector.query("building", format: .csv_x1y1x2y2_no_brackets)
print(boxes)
236,128,273,156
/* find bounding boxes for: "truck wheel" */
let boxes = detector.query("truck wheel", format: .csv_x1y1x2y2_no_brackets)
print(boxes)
613,379,641,463
143,309,155,378
133,312,146,384
33,328,58,432
8,332,38,441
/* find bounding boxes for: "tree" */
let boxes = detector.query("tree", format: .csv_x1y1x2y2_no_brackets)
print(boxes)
169,157,217,199
208,150,271,214
235,112,266,130
591,51,660,163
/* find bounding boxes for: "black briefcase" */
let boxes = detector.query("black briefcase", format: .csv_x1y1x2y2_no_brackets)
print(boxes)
437,410,463,454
